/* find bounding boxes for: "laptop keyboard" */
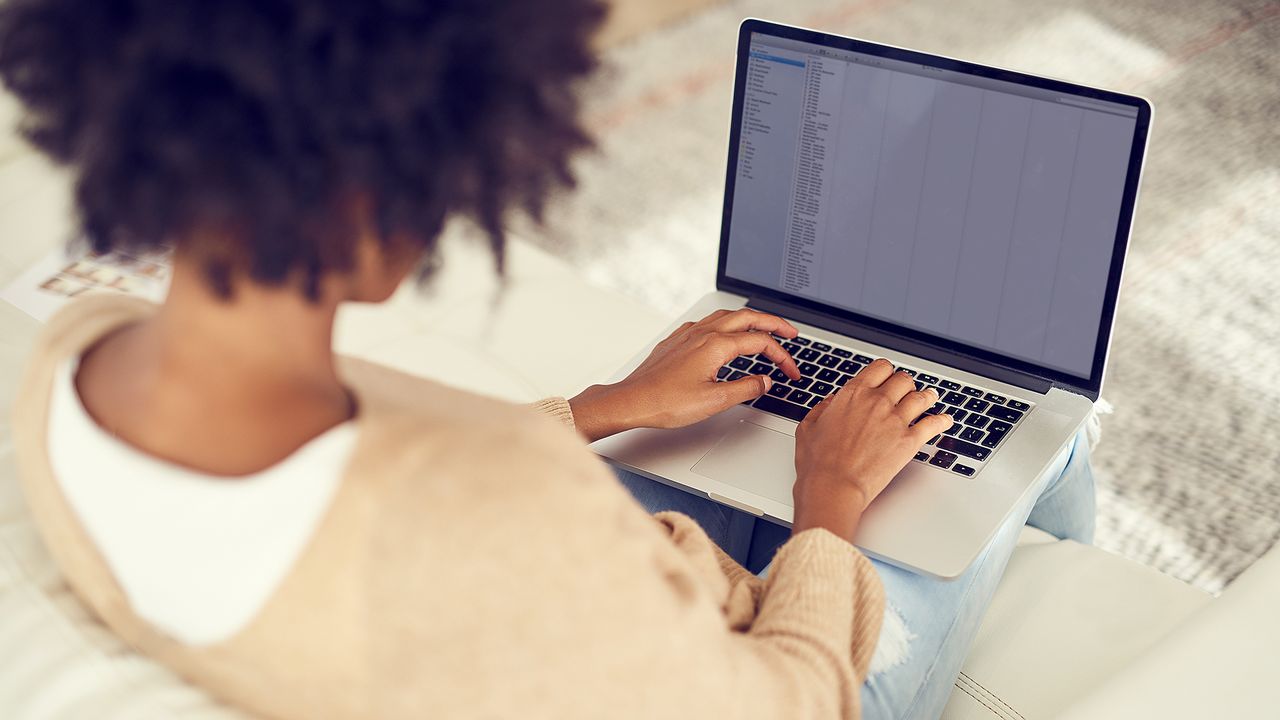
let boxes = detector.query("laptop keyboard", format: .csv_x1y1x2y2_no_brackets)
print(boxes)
716,334,1035,479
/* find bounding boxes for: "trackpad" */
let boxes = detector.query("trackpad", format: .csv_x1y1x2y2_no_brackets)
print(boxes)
691,421,797,506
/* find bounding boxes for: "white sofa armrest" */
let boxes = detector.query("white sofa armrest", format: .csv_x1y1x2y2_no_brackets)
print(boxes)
942,528,1211,720
1054,544,1280,719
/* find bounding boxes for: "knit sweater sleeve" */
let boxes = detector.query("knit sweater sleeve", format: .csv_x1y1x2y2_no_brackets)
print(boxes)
528,396,576,429
741,528,885,712
652,507,883,717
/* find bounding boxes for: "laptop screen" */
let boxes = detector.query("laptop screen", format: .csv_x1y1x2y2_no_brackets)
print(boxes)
723,29,1142,381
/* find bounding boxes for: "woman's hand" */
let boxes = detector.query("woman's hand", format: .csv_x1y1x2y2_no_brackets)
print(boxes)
791,359,953,541
568,308,803,442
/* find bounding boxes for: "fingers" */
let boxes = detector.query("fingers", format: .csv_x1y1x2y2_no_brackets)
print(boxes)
721,374,772,405
910,412,953,443
854,358,895,387
877,370,918,402
895,386,939,422
698,309,732,324
707,308,798,338
713,332,800,379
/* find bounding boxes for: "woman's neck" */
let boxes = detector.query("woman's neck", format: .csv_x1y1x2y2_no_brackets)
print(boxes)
75,258,356,476
153,261,346,399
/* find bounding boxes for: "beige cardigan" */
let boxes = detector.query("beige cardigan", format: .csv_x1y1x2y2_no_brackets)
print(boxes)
13,295,885,719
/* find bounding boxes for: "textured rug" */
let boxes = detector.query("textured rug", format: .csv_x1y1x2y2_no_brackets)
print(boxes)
520,0,1280,593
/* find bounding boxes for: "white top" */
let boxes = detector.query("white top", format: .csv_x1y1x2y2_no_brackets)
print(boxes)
47,358,357,646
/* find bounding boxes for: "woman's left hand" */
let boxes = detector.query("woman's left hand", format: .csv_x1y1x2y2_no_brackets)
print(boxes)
568,308,802,443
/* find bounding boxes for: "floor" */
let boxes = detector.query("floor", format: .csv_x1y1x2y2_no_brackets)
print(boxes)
522,0,1280,593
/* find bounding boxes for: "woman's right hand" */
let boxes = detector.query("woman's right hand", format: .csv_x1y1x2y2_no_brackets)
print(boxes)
791,358,954,542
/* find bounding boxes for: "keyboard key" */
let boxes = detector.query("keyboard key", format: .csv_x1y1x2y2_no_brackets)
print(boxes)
929,450,957,469
807,395,823,407
927,435,940,445
816,368,840,383
792,336,811,346
898,368,917,378
914,451,929,462
788,377,813,390
917,373,940,384
853,354,875,364
936,436,991,461
754,395,809,422
788,389,813,405
940,380,962,391
716,367,731,380
755,353,774,364
952,464,976,477
832,348,852,358
838,360,863,374
811,381,834,396
798,348,821,362
961,386,984,397
964,398,990,413
927,402,945,415
811,342,832,352
960,427,985,443
943,423,961,436
987,406,1025,423
727,370,746,381
770,368,790,383
943,407,968,422
817,354,841,368
964,414,990,429
730,356,753,370
981,429,1007,449
984,393,1007,404
798,362,820,376
750,362,773,375
1007,400,1031,411
988,420,1012,434
782,342,801,355
767,382,790,398
835,373,852,386
942,391,968,406
914,381,925,391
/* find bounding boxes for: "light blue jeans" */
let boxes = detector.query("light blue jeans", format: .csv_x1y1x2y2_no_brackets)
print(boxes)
614,427,1095,720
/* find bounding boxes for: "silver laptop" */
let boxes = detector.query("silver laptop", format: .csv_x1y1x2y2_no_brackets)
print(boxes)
592,19,1151,579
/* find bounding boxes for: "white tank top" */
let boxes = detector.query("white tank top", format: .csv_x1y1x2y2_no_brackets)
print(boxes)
47,358,357,646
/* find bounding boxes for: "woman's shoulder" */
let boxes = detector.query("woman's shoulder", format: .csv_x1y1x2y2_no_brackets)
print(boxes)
337,357,655,573
339,355,563,437
338,356,604,492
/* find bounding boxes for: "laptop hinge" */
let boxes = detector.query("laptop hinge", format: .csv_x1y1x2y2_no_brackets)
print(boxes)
1051,381,1100,402
746,295,1075,399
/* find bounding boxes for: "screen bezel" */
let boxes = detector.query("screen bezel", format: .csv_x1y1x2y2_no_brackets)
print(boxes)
716,19,1151,398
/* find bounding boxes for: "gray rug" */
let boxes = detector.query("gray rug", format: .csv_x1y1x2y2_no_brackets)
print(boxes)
521,0,1280,593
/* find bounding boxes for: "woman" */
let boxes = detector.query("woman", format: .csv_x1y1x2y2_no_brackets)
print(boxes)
1,1,1095,718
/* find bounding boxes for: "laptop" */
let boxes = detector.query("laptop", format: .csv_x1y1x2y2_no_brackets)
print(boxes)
592,19,1151,579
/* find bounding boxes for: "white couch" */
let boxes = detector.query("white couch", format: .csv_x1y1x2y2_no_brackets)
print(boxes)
2,146,1277,720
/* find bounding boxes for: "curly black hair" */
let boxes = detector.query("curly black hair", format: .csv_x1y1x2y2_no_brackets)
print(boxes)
0,0,603,297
